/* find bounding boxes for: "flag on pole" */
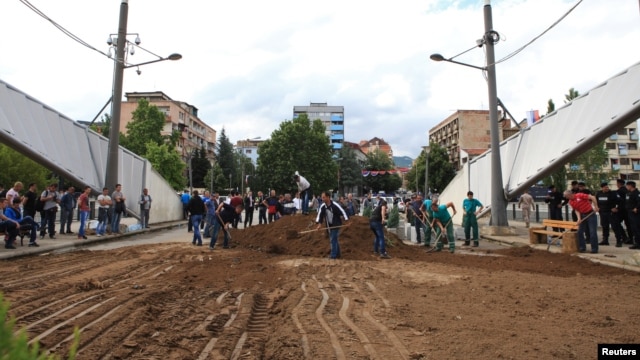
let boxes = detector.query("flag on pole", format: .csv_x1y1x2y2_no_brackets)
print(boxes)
526,110,540,127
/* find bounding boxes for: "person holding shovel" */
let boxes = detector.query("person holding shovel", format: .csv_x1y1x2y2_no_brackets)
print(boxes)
210,202,244,250
564,190,599,253
421,196,438,247
316,191,349,259
431,199,457,253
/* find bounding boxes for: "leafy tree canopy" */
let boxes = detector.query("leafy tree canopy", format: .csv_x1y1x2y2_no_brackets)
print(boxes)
0,144,53,192
145,142,186,190
338,146,362,195
120,98,166,156
406,143,456,194
257,114,337,194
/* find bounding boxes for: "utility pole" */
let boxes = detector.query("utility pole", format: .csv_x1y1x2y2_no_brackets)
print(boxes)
104,0,128,190
484,0,509,226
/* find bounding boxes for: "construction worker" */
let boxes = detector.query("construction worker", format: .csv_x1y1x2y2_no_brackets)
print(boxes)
462,191,484,247
421,195,437,248
430,199,457,253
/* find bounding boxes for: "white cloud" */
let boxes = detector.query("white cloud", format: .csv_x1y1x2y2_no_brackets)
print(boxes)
1,0,639,158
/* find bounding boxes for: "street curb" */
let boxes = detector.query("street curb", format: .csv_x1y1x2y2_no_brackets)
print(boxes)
0,221,185,261
482,234,640,274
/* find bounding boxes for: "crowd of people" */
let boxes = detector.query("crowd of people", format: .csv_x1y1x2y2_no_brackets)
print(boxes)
545,179,640,254
0,181,152,250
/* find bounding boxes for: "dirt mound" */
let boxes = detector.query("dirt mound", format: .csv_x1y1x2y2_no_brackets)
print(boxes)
226,215,419,260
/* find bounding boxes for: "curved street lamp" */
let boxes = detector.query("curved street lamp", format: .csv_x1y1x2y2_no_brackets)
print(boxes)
429,0,508,227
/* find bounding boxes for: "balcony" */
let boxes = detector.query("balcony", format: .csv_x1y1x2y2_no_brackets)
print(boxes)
632,134,639,141
634,164,640,171
610,134,619,140
620,149,629,156
613,164,621,171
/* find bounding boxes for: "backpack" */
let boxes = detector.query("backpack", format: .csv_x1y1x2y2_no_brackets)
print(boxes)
35,191,47,212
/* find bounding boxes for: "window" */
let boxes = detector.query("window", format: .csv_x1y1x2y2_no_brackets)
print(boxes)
245,149,252,154
606,143,616,149
621,158,630,165
618,129,628,135
629,143,638,150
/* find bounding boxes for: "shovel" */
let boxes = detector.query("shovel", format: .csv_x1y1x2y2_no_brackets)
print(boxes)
286,225,347,240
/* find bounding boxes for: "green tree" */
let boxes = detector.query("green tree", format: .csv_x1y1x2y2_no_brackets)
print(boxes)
338,146,363,195
145,142,186,190
89,113,111,138
191,147,211,188
204,163,228,193
564,88,580,104
567,141,615,190
257,114,337,194
216,128,235,189
0,144,52,191
120,99,166,156
406,143,456,194
363,149,402,193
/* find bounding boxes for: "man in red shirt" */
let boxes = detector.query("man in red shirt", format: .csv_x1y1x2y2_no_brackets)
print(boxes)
564,190,600,253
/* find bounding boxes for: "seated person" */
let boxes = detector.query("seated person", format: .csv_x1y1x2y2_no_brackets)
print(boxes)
4,197,40,247
0,197,21,249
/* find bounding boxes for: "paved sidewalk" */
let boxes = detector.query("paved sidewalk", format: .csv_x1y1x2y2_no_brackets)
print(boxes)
480,219,640,273
0,216,185,260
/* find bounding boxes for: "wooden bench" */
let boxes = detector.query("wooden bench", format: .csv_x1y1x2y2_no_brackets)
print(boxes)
529,219,579,253
3,227,32,247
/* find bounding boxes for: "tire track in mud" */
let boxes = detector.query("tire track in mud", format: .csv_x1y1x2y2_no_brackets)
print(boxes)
197,292,245,360
290,281,311,359
230,293,270,360
314,277,346,360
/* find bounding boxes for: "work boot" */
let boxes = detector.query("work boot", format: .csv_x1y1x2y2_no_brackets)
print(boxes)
598,240,609,246
615,241,622,248
473,240,479,247
463,240,470,246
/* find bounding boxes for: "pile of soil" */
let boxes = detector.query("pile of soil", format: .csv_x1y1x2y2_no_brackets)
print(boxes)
226,215,423,259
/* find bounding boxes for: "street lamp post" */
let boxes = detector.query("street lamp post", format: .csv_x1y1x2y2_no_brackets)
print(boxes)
429,0,508,227
104,0,181,191
423,145,431,197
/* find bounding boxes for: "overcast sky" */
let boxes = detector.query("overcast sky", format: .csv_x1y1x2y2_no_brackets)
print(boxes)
1,0,639,158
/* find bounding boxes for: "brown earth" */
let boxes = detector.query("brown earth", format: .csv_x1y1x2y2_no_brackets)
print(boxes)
2,215,640,359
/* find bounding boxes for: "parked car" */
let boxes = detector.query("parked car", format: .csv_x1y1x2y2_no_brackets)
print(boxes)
397,201,405,213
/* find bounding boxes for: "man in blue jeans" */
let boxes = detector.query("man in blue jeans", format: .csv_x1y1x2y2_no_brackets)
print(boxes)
210,202,243,249
188,190,206,246
111,184,126,234
369,196,390,259
315,191,349,259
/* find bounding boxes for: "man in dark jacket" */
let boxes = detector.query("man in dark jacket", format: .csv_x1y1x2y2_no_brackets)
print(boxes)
243,191,254,228
315,191,349,259
210,202,243,249
596,182,623,246
188,190,206,246
59,186,76,234
624,181,640,249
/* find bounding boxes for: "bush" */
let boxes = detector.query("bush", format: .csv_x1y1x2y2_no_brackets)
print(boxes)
387,206,399,228
0,293,78,360
363,206,372,218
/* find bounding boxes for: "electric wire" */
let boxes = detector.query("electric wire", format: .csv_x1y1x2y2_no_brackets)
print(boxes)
492,0,583,66
18,0,121,64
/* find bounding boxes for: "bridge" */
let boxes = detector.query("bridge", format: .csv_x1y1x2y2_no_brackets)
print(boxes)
441,60,640,225
0,79,182,222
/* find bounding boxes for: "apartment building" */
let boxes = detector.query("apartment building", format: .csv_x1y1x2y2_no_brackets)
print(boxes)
606,123,640,182
293,102,344,151
120,91,217,161
429,110,512,170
